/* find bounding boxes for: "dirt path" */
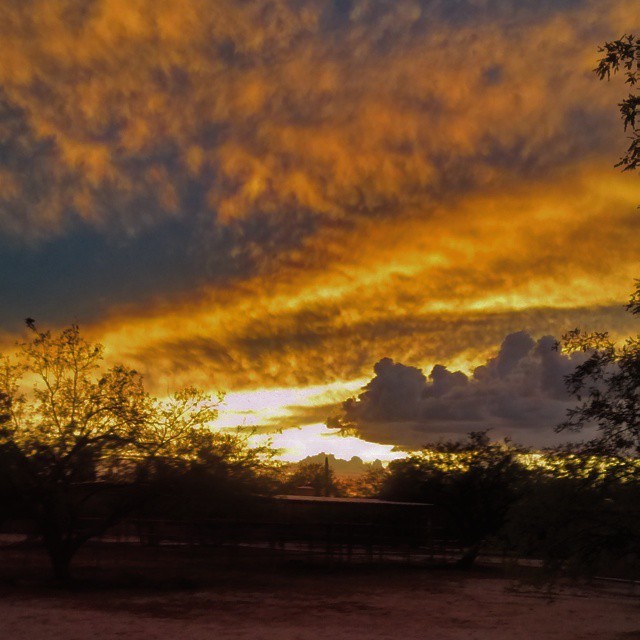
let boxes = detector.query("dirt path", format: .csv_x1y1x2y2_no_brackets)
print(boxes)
0,573,638,639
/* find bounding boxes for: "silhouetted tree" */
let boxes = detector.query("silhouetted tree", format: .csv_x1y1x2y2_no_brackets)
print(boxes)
339,466,387,498
380,431,529,568
532,38,640,573
0,322,224,581
0,391,9,425
141,428,280,523
281,461,341,497
557,282,640,454
0,394,23,528
546,282,640,578
507,450,640,578
0,393,10,518
596,34,640,171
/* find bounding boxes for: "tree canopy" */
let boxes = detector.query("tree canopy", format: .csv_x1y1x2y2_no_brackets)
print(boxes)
596,34,640,171
554,37,640,453
380,431,529,568
557,283,640,454
0,322,266,580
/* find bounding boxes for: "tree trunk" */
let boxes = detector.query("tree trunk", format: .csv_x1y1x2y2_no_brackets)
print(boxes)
52,553,72,582
46,542,75,583
456,542,481,569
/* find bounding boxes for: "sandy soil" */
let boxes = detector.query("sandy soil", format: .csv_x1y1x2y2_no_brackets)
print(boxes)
0,571,638,640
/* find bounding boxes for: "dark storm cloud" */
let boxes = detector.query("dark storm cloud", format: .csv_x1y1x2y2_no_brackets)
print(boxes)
333,331,591,448
0,211,311,330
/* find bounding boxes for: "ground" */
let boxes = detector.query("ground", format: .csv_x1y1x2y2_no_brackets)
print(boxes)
0,570,638,639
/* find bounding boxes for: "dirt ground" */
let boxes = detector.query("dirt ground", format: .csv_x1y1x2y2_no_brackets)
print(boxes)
0,570,638,640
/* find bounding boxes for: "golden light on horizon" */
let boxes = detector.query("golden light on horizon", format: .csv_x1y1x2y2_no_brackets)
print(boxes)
249,423,406,464
214,379,369,429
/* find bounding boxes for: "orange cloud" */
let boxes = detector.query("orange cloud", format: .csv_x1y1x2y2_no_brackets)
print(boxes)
74,164,639,396
0,0,636,237
1,1,638,452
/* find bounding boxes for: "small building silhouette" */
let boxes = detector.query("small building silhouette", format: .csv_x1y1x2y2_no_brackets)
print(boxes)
270,494,438,563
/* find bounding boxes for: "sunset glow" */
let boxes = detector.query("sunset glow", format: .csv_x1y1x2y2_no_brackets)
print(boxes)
250,423,405,464
0,0,638,459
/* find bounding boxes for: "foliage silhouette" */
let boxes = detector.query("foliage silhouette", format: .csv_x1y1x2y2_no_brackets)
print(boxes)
280,461,340,497
596,34,640,171
504,35,640,580
380,431,529,568
507,450,640,578
0,321,268,581
557,282,640,454
537,277,640,575
140,428,279,523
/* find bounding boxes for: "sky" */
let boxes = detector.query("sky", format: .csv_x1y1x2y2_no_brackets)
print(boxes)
0,0,639,459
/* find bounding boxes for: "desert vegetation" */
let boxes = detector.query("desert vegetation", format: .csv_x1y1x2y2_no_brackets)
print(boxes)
1,286,639,584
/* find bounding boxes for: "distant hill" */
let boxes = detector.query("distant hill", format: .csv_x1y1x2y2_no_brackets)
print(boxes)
295,453,384,477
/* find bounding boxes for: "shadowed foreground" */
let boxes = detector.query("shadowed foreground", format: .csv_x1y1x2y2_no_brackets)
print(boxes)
0,570,638,640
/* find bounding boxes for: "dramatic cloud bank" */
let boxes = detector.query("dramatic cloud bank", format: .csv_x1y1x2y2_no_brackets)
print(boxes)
0,0,638,455
0,0,635,242
332,332,590,448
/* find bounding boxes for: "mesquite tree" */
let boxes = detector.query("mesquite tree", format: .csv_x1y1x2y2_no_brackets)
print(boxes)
0,322,222,581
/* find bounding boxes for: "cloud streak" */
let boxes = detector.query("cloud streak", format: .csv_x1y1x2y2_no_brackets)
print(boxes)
82,164,639,394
